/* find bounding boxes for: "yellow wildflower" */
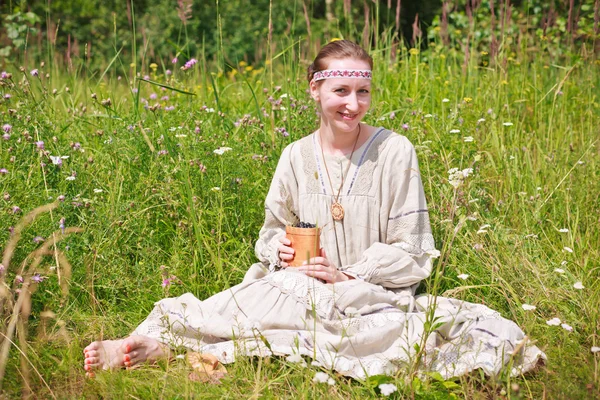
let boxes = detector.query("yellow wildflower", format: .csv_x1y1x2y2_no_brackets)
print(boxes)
150,63,158,70
409,48,419,56
239,60,247,67
245,65,254,72
463,97,473,103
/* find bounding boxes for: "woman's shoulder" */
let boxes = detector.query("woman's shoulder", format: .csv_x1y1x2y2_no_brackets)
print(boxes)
373,127,416,156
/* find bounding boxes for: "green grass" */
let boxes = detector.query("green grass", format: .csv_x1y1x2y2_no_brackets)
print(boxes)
0,28,599,399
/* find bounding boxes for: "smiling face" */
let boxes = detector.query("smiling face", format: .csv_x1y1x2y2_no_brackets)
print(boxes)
310,58,372,134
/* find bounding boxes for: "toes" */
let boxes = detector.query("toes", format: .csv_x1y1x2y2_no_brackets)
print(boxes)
84,342,100,352
85,357,98,365
85,350,98,358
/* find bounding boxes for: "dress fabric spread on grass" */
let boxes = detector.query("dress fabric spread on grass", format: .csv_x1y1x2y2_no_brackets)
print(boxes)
133,129,545,379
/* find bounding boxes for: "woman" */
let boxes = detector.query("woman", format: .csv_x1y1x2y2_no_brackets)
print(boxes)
84,40,544,379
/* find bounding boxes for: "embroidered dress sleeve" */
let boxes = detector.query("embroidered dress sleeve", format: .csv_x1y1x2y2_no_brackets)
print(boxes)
339,136,437,289
254,144,300,272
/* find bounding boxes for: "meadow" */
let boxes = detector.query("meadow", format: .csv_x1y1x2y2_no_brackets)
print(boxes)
1,15,600,399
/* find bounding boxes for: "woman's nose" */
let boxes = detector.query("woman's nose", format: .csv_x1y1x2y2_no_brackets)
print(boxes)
346,92,359,111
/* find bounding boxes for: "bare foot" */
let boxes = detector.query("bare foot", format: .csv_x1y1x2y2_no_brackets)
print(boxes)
121,335,169,368
83,339,126,377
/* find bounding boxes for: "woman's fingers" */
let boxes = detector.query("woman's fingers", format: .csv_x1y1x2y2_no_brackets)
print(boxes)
306,256,329,266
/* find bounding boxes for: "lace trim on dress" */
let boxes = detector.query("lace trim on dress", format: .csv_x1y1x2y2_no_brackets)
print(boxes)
347,128,387,196
387,211,435,253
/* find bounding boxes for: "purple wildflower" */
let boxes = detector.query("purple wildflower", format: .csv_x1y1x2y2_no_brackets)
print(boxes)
165,69,172,76
162,278,171,287
389,112,396,120
172,57,178,64
143,75,150,80
59,218,65,233
57,195,65,202
0,264,4,274
4,94,11,100
165,105,175,111
30,69,39,77
32,274,47,283
149,93,157,100
2,124,11,133
161,96,169,101
181,58,198,70
0,168,8,175
194,126,200,134
402,123,409,131
127,125,135,131
132,88,138,93
12,206,21,213
33,236,45,243
2,134,10,140
15,275,24,284
0,71,8,79
35,141,45,150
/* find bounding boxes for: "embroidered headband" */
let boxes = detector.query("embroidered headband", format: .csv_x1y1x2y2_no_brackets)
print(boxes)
312,69,372,82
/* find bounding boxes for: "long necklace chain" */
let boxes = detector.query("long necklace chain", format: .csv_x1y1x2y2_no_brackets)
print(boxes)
319,124,361,221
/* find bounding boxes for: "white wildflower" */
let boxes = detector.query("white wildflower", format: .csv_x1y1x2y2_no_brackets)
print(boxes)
573,281,584,290
463,136,474,142
561,323,573,332
442,98,450,103
477,118,486,123
449,129,461,133
211,187,221,192
175,134,187,138
379,383,398,396
66,176,76,181
591,347,600,353
313,372,330,383
457,273,469,280
536,187,542,191
561,260,567,266
554,268,565,274
49,155,62,165
546,318,561,326
213,146,232,155
558,228,569,233
525,234,538,239
462,168,473,178
503,122,514,126
563,247,573,253
521,304,536,311
93,189,103,193
577,160,584,165
509,155,516,160
206,107,215,113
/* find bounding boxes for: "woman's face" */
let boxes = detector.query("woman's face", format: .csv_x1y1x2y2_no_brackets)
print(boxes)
310,58,372,134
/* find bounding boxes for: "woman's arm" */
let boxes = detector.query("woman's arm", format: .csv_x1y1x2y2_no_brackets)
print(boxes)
338,135,438,289
254,144,299,271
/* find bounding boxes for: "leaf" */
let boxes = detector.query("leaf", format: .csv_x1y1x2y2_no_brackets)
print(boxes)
187,352,227,384
137,77,196,96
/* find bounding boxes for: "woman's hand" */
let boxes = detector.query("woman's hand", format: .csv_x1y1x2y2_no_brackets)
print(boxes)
277,236,295,268
297,249,352,284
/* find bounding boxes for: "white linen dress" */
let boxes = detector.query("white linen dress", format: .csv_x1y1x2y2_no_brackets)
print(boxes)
132,129,545,379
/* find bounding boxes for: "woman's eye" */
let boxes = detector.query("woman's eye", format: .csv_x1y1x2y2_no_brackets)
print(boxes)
334,88,346,93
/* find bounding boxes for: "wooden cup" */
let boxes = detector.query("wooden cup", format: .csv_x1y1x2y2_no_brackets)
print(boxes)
285,226,321,267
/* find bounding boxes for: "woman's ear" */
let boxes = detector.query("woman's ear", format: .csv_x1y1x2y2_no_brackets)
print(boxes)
309,81,320,102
